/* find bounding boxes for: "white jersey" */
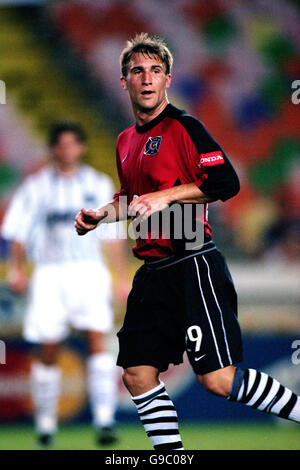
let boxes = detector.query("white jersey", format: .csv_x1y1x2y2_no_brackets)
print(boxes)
1,164,122,265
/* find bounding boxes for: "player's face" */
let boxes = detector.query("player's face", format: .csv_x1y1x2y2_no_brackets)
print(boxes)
121,53,171,112
51,132,85,167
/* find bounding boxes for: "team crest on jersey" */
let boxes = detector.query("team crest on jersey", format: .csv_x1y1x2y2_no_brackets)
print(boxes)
144,136,162,155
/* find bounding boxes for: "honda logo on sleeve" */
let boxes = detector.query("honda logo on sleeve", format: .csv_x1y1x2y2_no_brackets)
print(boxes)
199,151,225,167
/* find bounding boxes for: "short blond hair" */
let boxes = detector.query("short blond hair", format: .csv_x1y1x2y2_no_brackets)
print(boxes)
120,32,173,77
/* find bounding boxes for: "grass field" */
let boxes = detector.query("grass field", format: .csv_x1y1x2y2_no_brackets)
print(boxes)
0,423,299,450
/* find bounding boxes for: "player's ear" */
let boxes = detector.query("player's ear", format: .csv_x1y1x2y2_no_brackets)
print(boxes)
79,143,86,155
165,74,172,89
120,76,128,91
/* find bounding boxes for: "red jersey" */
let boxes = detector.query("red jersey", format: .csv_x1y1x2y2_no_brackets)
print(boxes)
113,104,239,260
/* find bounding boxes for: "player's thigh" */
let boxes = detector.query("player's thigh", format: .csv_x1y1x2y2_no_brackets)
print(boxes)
23,265,69,343
68,262,113,334
117,265,185,373
184,251,243,375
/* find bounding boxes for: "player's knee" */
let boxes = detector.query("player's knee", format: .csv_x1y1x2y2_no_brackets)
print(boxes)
122,367,159,395
196,366,235,397
122,368,148,391
199,375,227,397
39,343,60,366
40,355,57,366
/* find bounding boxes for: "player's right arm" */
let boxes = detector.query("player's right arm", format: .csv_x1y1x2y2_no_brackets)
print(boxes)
1,177,38,294
75,139,130,236
6,241,28,294
75,197,128,236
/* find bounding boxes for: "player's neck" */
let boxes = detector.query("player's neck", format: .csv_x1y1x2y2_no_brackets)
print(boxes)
53,163,80,177
134,99,169,127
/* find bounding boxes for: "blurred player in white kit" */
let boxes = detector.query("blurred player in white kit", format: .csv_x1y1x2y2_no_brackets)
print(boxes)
1,121,129,447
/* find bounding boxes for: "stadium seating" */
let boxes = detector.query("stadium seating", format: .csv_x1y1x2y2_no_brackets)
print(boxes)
46,0,300,258
0,2,299,258
0,7,117,179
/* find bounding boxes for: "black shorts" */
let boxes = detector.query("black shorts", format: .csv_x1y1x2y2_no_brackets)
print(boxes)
117,242,243,375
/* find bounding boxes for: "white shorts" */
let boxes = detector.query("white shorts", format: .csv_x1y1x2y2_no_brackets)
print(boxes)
23,261,113,343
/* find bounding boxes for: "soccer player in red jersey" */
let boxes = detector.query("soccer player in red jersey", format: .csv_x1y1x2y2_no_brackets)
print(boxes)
75,33,300,450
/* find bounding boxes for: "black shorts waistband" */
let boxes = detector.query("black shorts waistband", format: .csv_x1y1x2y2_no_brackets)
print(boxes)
144,241,216,270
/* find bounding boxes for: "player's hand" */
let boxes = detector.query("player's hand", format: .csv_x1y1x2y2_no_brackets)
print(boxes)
7,267,28,295
115,278,132,304
75,208,102,236
128,192,171,223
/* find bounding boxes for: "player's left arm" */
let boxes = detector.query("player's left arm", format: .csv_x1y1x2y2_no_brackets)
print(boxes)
129,117,240,221
180,115,240,203
128,183,213,221
94,174,131,302
102,239,131,303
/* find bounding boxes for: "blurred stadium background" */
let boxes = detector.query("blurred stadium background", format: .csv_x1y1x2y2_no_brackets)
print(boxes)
0,0,299,450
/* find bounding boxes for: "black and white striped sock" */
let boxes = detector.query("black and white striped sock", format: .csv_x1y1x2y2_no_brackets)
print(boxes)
229,368,300,422
132,381,184,450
